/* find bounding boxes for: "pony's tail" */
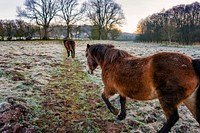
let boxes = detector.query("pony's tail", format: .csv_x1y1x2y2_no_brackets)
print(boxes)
192,59,200,123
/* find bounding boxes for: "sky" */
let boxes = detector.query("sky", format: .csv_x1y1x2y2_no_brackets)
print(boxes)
0,0,198,33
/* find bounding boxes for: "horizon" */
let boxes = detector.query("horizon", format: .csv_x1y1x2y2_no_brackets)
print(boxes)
0,0,198,33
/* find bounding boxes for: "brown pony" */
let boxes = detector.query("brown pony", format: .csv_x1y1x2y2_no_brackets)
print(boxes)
85,44,200,133
63,39,76,58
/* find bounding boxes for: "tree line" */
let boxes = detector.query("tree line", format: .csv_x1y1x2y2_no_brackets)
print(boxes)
0,19,90,40
0,19,38,40
14,0,124,40
135,2,200,45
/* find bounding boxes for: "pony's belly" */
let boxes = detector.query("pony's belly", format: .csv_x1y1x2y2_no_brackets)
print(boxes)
123,87,158,101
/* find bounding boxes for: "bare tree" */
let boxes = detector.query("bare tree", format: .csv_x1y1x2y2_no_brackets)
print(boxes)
85,0,125,40
59,0,85,39
17,0,60,39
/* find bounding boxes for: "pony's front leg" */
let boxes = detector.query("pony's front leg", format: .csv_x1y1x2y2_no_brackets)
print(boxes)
102,93,119,115
117,96,126,120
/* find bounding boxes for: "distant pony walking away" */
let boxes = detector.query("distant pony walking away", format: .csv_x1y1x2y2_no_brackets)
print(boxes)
63,39,76,58
85,44,200,133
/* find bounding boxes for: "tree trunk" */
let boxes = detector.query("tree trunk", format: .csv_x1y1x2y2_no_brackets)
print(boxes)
66,25,70,38
42,26,49,40
167,31,172,44
98,31,102,40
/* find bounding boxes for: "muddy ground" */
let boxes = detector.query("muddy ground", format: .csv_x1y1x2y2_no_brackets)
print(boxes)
0,40,199,133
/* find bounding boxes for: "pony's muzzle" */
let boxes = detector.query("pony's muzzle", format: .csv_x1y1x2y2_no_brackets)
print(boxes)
86,65,93,74
87,70,93,74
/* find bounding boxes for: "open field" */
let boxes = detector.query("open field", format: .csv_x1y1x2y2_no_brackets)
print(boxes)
0,40,200,132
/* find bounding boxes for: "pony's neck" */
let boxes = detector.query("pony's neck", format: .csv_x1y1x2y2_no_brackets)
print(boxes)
94,52,106,68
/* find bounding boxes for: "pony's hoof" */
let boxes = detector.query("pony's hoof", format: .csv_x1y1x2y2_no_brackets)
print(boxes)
117,114,126,120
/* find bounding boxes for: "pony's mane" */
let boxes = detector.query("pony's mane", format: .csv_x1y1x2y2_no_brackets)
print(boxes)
89,44,131,64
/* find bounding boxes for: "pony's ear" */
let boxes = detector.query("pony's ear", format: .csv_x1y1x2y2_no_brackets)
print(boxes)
87,44,90,48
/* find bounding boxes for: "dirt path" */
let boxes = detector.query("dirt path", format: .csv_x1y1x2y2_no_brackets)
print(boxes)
0,41,200,132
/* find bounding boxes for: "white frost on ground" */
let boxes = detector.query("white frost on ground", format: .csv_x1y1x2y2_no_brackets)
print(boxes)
0,40,200,132
0,41,64,102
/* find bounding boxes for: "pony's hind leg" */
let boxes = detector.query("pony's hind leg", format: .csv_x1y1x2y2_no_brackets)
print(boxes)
71,43,75,58
183,86,198,122
157,86,184,133
196,85,200,124
158,107,179,133
117,95,126,120
67,50,70,57
185,84,200,124
158,97,179,133
192,59,200,124
102,93,118,115
71,50,75,58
